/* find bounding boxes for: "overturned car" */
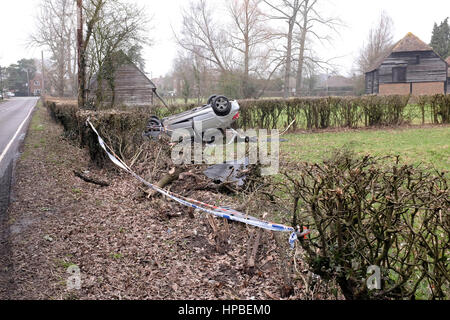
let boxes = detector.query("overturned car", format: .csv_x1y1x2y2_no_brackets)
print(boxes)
144,95,244,142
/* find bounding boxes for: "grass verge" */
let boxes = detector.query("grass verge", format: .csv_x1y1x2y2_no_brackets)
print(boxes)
282,125,450,171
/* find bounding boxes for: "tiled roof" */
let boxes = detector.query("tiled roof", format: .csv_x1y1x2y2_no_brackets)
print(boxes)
392,32,433,52
367,33,435,73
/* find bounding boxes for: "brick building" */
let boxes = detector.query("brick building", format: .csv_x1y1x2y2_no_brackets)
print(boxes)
29,73,43,96
365,33,448,95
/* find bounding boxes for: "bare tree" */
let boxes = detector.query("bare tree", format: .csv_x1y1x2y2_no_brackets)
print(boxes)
263,0,302,98
294,0,341,96
78,0,106,107
357,11,394,73
228,0,277,98
176,0,234,74
30,0,76,96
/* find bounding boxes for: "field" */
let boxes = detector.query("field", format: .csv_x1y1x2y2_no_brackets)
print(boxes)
281,125,450,171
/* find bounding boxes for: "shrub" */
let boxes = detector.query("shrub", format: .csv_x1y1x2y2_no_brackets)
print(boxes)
279,151,449,300
46,99,149,167
76,109,148,167
46,99,79,139
416,94,450,125
236,95,411,131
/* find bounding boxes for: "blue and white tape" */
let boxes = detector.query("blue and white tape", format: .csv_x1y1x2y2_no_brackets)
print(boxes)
87,120,308,248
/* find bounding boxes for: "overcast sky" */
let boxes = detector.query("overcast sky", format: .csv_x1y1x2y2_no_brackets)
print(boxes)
0,0,449,78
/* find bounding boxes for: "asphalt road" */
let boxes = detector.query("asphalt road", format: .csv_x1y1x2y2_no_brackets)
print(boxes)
0,97,38,215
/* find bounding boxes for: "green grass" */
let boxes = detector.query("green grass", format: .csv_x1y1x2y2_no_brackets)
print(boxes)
29,101,44,131
111,253,124,259
282,126,450,171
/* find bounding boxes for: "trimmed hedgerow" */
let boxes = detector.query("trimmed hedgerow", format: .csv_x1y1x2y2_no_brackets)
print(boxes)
45,94,448,167
236,95,412,130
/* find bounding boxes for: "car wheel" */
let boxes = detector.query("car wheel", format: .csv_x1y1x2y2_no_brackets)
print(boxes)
211,96,231,117
147,116,161,127
207,95,217,105
144,116,162,138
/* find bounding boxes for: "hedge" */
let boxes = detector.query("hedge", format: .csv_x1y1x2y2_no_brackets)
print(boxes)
46,99,147,166
45,94,449,166
236,95,415,130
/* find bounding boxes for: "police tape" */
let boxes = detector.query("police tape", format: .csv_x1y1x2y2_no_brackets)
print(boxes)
86,119,310,248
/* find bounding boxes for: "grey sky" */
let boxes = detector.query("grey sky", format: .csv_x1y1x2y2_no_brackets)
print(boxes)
0,0,449,78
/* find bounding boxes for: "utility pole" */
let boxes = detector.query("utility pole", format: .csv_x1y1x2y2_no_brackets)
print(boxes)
41,51,45,98
25,69,30,97
77,0,85,108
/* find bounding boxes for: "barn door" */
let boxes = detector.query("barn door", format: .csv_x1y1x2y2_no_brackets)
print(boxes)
392,67,407,83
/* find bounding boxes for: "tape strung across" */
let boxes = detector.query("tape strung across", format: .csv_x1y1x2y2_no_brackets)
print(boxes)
87,120,310,248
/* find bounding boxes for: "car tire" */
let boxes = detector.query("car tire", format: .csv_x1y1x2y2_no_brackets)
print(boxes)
148,116,161,127
144,116,162,137
211,96,231,117
207,95,217,105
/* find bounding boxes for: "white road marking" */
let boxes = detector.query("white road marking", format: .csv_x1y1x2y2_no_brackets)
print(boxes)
0,101,36,165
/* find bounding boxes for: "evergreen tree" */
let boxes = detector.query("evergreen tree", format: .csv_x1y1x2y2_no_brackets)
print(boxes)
430,18,450,58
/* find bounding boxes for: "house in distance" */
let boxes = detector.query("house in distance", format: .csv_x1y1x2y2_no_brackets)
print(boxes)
29,73,43,96
365,33,448,95
88,52,157,107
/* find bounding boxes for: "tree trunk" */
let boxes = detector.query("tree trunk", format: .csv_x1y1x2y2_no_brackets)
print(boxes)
77,0,85,108
295,24,307,97
295,0,309,97
284,20,295,98
243,45,250,98
95,74,104,108
58,55,65,96
243,12,251,99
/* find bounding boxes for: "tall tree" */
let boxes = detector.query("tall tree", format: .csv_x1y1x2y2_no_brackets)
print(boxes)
294,0,340,96
86,0,150,107
176,0,234,74
430,18,450,59
30,0,76,96
357,11,394,73
172,51,207,103
228,0,275,98
4,59,37,96
78,0,106,108
263,0,302,98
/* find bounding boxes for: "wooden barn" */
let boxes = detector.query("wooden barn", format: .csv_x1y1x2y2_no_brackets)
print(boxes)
88,53,157,107
365,33,448,95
